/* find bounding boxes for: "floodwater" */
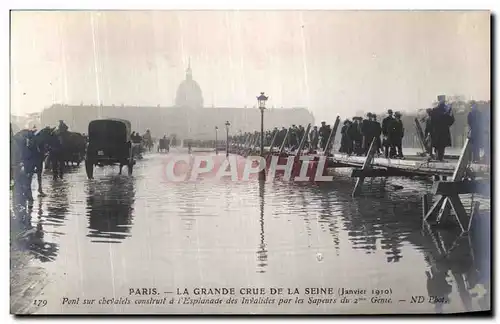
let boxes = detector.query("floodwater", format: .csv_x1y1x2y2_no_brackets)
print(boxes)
10,149,491,315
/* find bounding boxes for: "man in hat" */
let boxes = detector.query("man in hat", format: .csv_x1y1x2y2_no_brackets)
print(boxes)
361,113,373,155
467,101,484,163
429,95,455,161
382,109,395,158
277,127,287,149
353,117,363,155
298,125,306,148
58,120,68,133
290,124,300,150
339,119,352,154
347,117,360,155
319,121,329,151
372,114,382,155
393,112,405,158
309,125,319,151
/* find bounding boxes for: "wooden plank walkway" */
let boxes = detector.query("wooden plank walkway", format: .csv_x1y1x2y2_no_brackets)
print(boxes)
228,145,490,177
327,153,490,177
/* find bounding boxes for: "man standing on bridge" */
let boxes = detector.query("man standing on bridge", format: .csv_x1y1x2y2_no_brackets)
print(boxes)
309,125,319,151
467,101,483,163
382,109,395,158
372,114,382,155
361,113,372,155
277,127,287,149
319,121,328,151
430,95,455,161
424,108,434,158
339,119,353,155
393,112,405,159
351,117,363,155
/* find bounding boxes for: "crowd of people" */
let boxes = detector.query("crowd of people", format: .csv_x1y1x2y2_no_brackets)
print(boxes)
229,123,334,153
228,96,487,162
229,114,405,158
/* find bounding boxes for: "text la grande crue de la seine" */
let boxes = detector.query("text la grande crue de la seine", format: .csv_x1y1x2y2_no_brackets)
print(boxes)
173,287,372,296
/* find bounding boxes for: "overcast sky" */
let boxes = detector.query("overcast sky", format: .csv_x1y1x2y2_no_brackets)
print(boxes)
11,10,490,122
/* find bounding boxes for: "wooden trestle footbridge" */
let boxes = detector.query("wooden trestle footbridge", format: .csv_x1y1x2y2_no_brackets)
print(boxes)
228,116,491,235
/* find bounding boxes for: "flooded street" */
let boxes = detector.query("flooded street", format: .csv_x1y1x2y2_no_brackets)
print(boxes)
10,150,491,315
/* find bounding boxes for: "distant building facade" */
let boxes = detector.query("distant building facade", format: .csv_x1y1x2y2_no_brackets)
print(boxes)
40,63,315,139
11,112,41,131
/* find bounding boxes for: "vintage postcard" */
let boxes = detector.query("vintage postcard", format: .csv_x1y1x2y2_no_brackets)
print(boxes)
9,10,491,315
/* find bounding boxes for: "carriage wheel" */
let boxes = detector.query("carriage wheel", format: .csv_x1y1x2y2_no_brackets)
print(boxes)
85,159,94,179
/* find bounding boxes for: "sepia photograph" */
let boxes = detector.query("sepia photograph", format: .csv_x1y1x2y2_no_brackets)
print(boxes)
9,9,491,315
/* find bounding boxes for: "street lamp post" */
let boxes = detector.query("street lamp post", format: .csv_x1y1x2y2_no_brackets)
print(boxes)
225,121,230,157
257,92,268,180
215,126,219,155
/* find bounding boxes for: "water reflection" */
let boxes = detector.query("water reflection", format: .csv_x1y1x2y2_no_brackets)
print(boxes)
86,176,136,243
277,172,489,311
316,185,340,253
45,179,70,232
421,217,490,313
256,180,268,273
11,195,59,263
316,177,416,259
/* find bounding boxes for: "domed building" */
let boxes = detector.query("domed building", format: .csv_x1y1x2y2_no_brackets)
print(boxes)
175,60,203,109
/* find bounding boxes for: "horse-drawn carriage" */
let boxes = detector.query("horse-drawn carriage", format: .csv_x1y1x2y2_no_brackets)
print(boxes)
44,131,86,169
85,118,137,179
157,137,170,153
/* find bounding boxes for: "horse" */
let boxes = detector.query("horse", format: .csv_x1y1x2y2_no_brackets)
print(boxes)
11,127,56,198
44,131,86,169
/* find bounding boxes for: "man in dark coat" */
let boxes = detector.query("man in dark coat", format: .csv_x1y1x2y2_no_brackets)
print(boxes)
309,126,319,151
298,125,306,148
347,118,359,155
350,117,363,155
340,120,353,154
361,113,373,155
290,125,300,149
430,97,455,161
270,127,279,147
382,109,396,158
467,101,483,162
393,112,405,158
372,114,382,155
58,120,69,133
318,121,328,150
277,127,287,149
19,130,37,201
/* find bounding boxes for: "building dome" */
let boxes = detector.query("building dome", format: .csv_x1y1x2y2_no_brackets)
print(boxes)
175,60,204,109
